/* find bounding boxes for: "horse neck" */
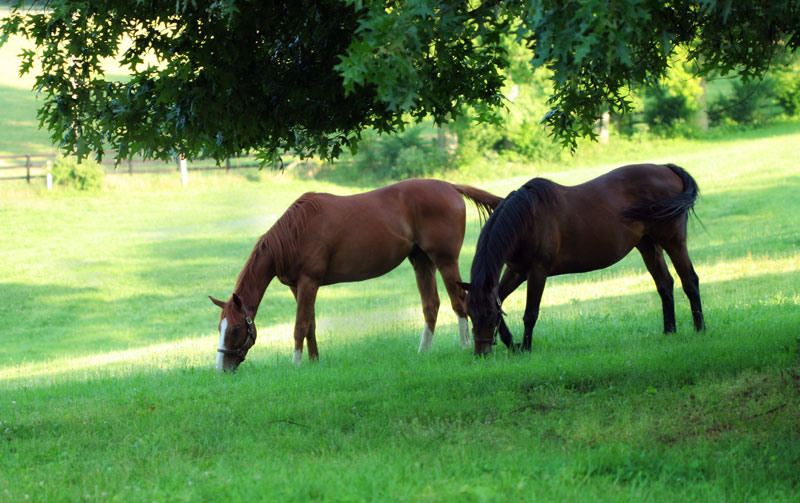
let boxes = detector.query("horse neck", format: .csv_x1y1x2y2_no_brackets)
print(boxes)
471,219,516,296
233,245,276,317
472,258,502,306
471,183,549,295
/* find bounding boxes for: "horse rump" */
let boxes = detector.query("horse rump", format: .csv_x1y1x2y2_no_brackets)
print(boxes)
623,164,701,224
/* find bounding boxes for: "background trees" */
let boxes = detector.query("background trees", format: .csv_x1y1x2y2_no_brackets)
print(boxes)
1,0,799,165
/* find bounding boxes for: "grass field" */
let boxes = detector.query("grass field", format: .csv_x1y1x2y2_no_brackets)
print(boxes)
1,122,799,502
2,22,800,503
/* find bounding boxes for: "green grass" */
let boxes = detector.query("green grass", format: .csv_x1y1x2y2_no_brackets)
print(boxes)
1,124,799,502
2,24,800,503
0,19,54,156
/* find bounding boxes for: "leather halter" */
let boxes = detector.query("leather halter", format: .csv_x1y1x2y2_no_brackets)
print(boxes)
472,322,500,345
472,295,505,346
217,304,256,362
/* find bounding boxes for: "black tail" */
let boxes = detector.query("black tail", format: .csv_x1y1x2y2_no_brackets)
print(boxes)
624,164,700,224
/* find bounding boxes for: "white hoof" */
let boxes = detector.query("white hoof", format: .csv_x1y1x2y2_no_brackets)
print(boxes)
292,350,303,366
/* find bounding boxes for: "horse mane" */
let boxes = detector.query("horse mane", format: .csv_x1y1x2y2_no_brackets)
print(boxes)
235,193,323,293
469,178,561,294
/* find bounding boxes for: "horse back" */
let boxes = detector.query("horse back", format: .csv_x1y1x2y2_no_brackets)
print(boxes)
542,164,692,275
290,179,467,284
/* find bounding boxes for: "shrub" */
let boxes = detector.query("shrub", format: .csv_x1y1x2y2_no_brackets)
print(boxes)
351,124,446,180
637,55,704,135
643,86,694,130
773,55,800,116
709,76,782,126
51,156,104,190
452,67,565,166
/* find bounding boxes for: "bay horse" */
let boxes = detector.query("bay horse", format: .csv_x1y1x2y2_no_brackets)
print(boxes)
210,178,502,372
461,163,706,355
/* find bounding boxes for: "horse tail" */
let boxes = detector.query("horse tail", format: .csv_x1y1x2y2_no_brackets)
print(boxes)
625,164,701,224
451,184,503,223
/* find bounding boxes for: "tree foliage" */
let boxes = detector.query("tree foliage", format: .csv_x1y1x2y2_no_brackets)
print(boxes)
2,0,799,163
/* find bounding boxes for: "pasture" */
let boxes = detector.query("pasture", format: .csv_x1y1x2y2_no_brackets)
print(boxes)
1,124,799,502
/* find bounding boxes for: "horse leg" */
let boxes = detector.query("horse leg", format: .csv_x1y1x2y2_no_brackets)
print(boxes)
636,236,676,333
408,248,440,352
663,240,706,331
433,259,472,349
521,268,547,352
291,286,319,359
306,305,318,361
496,268,526,351
291,278,320,365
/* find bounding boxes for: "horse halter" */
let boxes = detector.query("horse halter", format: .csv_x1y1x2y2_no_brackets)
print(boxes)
472,295,505,346
217,304,256,362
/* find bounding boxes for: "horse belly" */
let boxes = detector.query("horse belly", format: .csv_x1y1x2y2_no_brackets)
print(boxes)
550,251,630,276
321,231,413,285
550,232,639,276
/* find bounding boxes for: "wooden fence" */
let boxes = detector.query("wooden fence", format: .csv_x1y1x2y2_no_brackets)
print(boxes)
0,153,55,183
0,152,265,184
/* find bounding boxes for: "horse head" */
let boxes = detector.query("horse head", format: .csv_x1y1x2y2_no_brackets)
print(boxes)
460,282,503,356
210,293,258,372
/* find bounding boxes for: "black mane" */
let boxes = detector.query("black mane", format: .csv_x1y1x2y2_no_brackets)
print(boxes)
469,178,561,296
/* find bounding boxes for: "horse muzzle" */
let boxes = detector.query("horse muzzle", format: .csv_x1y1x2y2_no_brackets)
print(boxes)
473,340,494,356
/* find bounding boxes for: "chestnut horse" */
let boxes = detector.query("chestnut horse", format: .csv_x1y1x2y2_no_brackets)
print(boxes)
210,178,502,371
462,163,706,355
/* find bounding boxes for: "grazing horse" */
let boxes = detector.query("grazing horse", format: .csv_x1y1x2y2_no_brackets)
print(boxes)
210,178,502,372
462,163,706,355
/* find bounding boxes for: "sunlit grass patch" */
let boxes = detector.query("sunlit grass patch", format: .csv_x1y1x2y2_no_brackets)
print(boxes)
2,126,800,502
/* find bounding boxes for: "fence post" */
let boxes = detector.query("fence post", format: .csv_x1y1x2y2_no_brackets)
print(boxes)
225,158,231,172
25,155,31,184
128,159,133,176
46,160,52,190
179,154,188,187
598,111,610,144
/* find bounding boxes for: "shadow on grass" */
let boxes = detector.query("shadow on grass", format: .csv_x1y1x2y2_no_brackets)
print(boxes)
4,266,797,491
0,84,53,155
134,234,466,322
0,280,190,363
4,237,797,375
0,281,100,360
8,280,796,423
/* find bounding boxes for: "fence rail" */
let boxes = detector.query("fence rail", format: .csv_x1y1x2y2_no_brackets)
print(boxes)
0,153,266,184
0,154,56,182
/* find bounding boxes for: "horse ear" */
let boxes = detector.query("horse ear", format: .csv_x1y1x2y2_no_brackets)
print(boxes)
231,293,243,308
209,296,226,309
457,281,471,292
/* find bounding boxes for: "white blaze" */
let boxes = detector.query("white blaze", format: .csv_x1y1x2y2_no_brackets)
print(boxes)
216,318,228,372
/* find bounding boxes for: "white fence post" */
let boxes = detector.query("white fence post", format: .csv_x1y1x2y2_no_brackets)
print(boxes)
598,111,610,144
179,154,188,187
